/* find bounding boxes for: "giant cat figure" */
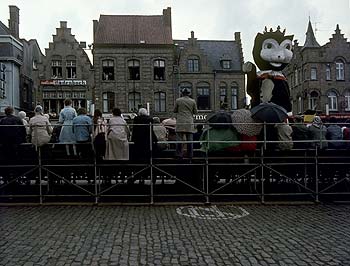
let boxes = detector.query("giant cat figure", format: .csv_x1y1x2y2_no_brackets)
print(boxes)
244,26,293,115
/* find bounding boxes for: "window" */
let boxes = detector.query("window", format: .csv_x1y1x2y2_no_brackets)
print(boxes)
51,60,62,78
154,92,166,112
128,92,141,112
219,86,227,108
311,67,317,80
308,91,319,110
66,60,77,79
328,91,338,111
72,92,79,99
154,60,165,80
187,57,200,72
49,92,56,98
326,64,331,80
221,60,231,69
231,85,238,110
102,60,114,81
57,92,63,99
128,59,140,80
79,92,86,98
345,91,350,111
336,60,344,80
197,87,210,110
102,92,115,113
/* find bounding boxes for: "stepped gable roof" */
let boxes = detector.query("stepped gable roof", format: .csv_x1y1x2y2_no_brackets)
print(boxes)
303,20,320,49
94,14,172,45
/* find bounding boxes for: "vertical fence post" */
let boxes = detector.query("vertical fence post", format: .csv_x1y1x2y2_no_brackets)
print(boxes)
205,122,210,204
38,127,43,204
94,139,98,204
261,146,265,204
150,122,154,205
315,146,319,203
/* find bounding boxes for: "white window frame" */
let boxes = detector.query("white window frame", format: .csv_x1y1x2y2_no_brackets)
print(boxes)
328,91,338,111
310,67,317,80
336,61,344,80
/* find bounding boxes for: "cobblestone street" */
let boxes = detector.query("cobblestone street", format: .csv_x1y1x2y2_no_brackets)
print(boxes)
1,204,350,266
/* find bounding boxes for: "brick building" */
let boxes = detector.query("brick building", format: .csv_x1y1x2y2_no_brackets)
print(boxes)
92,7,245,119
286,21,350,116
35,21,93,116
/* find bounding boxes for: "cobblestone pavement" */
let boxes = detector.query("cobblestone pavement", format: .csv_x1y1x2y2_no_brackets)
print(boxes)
1,204,350,266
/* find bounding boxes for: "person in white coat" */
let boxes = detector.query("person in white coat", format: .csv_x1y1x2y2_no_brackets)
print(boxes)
29,105,53,147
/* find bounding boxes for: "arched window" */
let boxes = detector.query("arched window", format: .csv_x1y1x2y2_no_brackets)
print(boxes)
102,92,115,113
328,90,338,111
154,59,165,80
344,90,350,111
102,59,114,80
219,82,227,109
196,82,210,110
154,92,166,112
231,82,239,110
308,91,319,110
335,60,344,80
187,56,200,72
128,92,141,112
128,59,140,80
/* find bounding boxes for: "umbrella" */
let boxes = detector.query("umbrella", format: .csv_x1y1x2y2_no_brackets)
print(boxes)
251,102,288,123
231,109,262,136
207,111,232,129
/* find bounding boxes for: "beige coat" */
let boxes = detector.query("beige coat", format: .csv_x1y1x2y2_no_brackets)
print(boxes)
174,96,198,133
105,116,130,160
29,115,53,147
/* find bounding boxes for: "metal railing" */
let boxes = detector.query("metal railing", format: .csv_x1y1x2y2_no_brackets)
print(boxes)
1,122,350,204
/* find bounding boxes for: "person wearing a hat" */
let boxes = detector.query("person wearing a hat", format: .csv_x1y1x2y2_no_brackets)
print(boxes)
29,105,53,147
308,116,328,150
174,88,198,159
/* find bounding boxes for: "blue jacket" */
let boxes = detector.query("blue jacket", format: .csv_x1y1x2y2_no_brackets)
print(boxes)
72,115,92,142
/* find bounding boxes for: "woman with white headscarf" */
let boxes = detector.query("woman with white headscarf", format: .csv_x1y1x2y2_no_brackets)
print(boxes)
29,105,53,147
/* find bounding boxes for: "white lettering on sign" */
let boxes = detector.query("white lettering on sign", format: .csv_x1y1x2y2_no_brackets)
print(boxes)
40,80,87,86
193,114,207,121
176,205,249,220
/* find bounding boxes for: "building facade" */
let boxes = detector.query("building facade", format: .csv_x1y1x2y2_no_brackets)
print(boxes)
0,6,23,113
92,8,245,119
35,21,93,117
287,21,350,116
174,31,245,119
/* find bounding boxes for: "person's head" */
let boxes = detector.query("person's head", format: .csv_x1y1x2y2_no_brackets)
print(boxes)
4,106,14,116
34,105,43,114
93,109,102,118
112,107,121,116
138,108,148,116
64,98,72,106
153,117,160,124
18,111,26,120
181,88,190,96
77,107,87,116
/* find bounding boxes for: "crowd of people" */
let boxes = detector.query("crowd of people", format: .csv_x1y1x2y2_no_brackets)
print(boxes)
2,96,350,163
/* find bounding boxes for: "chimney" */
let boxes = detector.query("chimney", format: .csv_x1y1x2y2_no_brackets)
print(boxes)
8,5,20,39
60,21,67,28
234,32,241,42
191,31,195,39
93,20,98,42
162,7,172,28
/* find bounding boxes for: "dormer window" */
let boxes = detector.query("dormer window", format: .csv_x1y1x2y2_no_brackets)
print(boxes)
221,60,231,69
187,56,200,72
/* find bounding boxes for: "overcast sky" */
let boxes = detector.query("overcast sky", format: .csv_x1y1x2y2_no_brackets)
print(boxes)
1,0,350,63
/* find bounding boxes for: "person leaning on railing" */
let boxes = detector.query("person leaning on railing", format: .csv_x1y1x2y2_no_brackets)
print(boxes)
0,106,27,162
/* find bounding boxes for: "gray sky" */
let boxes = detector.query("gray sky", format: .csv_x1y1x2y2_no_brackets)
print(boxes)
1,0,350,63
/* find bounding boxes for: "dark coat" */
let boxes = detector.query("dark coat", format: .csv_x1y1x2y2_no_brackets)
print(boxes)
0,114,26,144
291,124,311,149
326,125,344,149
131,115,157,160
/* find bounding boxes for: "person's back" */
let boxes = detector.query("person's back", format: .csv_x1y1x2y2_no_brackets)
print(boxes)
0,107,26,145
326,117,343,149
29,109,52,147
73,113,92,142
291,118,310,149
309,116,328,149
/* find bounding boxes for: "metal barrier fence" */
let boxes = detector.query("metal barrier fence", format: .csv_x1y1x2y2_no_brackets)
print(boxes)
1,122,350,204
